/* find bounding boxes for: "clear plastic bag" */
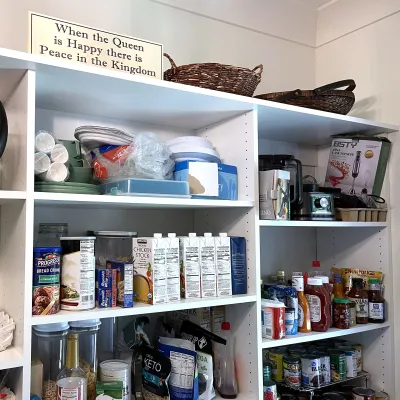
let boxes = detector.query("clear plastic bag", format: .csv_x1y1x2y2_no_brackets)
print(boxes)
91,132,174,181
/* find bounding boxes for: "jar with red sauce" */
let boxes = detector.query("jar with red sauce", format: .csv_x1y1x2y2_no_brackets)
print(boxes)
305,277,330,332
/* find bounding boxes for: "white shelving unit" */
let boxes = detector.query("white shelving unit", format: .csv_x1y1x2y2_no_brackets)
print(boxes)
0,47,397,399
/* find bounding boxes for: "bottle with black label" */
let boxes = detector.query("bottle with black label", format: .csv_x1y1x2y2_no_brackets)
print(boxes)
368,278,385,323
347,278,368,324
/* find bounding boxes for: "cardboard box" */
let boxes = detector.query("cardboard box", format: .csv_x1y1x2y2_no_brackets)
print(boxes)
215,234,232,296
167,307,211,334
174,161,238,200
166,233,180,302
96,381,124,399
199,233,217,298
230,237,247,295
106,260,134,307
325,136,391,196
179,234,201,299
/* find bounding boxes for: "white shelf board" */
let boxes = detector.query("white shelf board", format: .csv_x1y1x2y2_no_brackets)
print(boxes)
262,322,390,348
259,220,387,228
0,48,397,145
0,347,24,369
31,294,257,325
0,190,26,204
33,192,253,209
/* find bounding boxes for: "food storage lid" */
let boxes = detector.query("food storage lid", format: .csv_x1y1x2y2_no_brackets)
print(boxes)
43,162,69,182
352,388,376,396
307,277,323,285
312,260,320,268
34,152,51,174
95,231,138,237
100,359,130,371
368,278,380,284
261,299,286,308
33,322,69,335
333,298,350,304
69,319,101,331
167,136,214,150
33,246,62,253
168,233,176,238
60,236,96,240
50,144,69,164
221,322,230,331
322,393,345,400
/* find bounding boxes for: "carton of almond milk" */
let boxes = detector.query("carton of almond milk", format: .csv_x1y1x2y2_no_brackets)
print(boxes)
215,233,232,296
166,233,180,302
179,233,201,299
132,234,167,305
200,233,217,298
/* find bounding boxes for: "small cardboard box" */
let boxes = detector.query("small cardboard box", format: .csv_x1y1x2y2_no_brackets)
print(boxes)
106,260,134,308
96,381,124,399
199,233,217,298
165,234,180,302
230,237,247,295
179,234,201,299
215,234,232,297
325,136,391,196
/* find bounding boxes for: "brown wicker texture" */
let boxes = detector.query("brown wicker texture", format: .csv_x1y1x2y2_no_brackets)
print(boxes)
255,80,356,115
163,53,263,97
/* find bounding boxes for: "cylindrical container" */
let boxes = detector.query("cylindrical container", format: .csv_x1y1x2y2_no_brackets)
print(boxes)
50,143,69,164
322,394,345,400
33,247,61,316
352,387,376,400
327,349,346,382
69,319,101,400
100,360,131,400
333,339,349,348
268,347,286,382
39,162,69,182
301,355,322,388
93,231,137,267
60,237,96,311
351,343,362,373
283,355,301,388
32,323,69,400
36,223,68,247
375,391,389,400
342,347,357,378
349,301,357,327
34,152,51,174
35,130,55,153
314,351,330,384
333,298,350,329
285,308,295,335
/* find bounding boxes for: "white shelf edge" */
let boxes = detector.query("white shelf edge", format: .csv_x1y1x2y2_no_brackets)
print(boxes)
33,192,254,209
31,294,257,325
0,190,26,204
259,220,387,228
0,347,24,369
261,322,390,348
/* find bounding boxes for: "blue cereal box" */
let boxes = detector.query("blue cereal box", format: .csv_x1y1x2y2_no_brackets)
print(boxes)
96,268,113,289
230,237,247,295
95,268,113,308
106,260,134,308
97,287,112,308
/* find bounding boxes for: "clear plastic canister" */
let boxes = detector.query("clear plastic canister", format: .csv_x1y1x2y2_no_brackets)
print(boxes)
32,322,69,400
69,319,101,400
93,231,137,266
36,223,69,247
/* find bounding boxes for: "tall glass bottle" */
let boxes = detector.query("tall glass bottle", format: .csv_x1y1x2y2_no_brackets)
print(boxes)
292,273,311,333
57,333,88,400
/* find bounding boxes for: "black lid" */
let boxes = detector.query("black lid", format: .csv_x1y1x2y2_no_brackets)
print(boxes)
322,393,345,400
352,278,364,288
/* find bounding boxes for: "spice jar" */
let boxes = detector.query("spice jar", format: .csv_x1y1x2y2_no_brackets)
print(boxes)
69,319,101,400
32,322,69,400
347,278,368,324
333,298,351,329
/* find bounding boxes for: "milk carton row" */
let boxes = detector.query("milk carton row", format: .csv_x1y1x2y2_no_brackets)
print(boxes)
132,233,247,304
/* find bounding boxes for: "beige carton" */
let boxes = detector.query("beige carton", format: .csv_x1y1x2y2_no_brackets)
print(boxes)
215,233,232,296
200,233,217,298
166,233,180,302
179,233,201,299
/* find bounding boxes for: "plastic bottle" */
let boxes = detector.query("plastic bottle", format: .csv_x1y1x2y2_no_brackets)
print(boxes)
304,260,321,285
305,277,330,332
263,361,278,400
315,275,332,328
292,273,311,333
276,270,286,285
216,322,238,399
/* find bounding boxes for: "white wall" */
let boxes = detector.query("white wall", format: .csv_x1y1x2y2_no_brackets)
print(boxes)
0,0,316,94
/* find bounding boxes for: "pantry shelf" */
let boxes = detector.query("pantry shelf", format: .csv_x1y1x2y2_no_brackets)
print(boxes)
31,294,257,325
0,347,24,370
0,190,26,204
261,322,390,349
259,220,387,228
33,192,254,209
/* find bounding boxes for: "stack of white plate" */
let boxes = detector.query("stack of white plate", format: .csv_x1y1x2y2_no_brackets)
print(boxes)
167,136,221,163
74,126,134,150
0,312,15,352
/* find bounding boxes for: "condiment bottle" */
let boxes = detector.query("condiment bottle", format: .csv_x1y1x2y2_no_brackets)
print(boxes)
305,277,330,332
262,361,278,400
276,270,286,285
315,275,332,328
333,272,345,298
347,278,368,324
368,278,385,323
292,273,311,333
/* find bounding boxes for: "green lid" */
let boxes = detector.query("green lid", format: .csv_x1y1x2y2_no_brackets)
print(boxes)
368,278,380,284
333,298,350,304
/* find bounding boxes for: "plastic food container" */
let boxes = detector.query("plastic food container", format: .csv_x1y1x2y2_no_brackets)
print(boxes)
100,360,130,400
336,208,387,222
100,178,190,198
69,319,101,400
167,136,214,149
32,322,69,400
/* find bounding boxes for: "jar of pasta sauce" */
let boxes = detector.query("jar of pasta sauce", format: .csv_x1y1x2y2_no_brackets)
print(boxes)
333,298,351,329
352,387,376,400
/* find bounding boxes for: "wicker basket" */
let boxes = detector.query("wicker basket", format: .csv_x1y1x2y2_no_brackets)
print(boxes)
255,80,356,115
163,53,263,97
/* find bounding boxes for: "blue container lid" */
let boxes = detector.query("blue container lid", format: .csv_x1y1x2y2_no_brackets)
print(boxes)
33,246,62,253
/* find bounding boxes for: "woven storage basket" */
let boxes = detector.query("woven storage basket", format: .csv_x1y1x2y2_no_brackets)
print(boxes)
163,53,263,97
255,79,356,115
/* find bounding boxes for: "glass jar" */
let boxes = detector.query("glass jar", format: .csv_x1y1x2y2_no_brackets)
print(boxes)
347,278,368,324
349,301,357,327
368,278,385,323
36,223,68,247
69,319,101,400
32,322,69,400
333,298,351,329
93,231,137,266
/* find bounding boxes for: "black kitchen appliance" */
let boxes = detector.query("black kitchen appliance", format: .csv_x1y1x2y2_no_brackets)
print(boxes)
0,101,7,159
259,154,303,216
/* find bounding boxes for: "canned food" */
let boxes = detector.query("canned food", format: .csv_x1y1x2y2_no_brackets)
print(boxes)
314,351,331,384
375,391,389,400
60,237,96,311
352,387,376,400
268,348,286,382
301,355,322,388
100,360,130,400
342,347,357,378
322,393,345,400
327,349,346,382
351,343,362,372
283,355,301,387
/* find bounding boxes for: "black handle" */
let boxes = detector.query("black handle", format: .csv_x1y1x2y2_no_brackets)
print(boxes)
273,89,303,103
0,102,8,159
314,79,356,95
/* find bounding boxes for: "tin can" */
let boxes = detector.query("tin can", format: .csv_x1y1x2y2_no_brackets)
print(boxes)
60,237,96,310
285,308,296,335
351,343,362,372
322,393,345,400
375,391,389,400
283,355,301,387
100,360,130,400
269,348,286,382
314,351,331,384
327,349,346,382
301,355,322,388
352,387,376,400
342,347,357,378
32,247,61,315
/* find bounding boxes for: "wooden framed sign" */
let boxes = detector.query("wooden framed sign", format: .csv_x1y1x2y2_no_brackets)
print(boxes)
29,12,163,79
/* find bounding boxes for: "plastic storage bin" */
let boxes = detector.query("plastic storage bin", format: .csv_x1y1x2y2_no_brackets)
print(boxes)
100,178,190,198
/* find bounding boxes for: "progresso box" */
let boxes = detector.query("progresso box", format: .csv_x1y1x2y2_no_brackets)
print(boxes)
230,237,247,295
174,161,238,200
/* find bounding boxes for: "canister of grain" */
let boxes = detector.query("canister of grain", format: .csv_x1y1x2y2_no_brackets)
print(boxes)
60,237,96,311
99,360,130,400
